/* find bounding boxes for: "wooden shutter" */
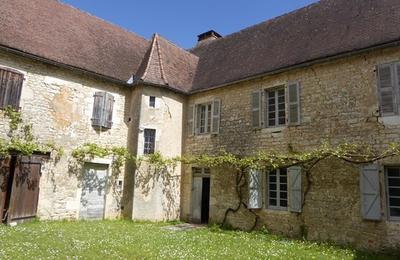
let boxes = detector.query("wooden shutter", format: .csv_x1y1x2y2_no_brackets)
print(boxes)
0,68,24,109
287,82,301,125
187,104,195,136
360,164,381,220
211,99,221,134
288,166,302,212
251,90,262,128
248,169,262,209
377,64,396,115
104,93,114,129
195,105,200,135
91,92,105,127
191,176,203,223
0,157,11,222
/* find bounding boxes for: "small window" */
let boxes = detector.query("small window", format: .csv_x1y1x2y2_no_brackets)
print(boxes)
265,87,286,127
149,96,156,108
386,167,400,220
267,168,288,210
143,129,156,154
0,67,24,110
196,103,212,134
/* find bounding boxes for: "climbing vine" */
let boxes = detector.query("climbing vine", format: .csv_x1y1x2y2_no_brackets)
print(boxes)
0,106,63,159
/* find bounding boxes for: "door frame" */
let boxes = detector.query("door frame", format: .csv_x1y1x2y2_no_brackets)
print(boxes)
190,167,211,224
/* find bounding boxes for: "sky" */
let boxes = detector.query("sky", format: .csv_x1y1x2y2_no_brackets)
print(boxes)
61,0,319,49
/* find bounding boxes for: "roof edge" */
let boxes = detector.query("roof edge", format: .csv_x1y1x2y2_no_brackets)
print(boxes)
190,39,400,94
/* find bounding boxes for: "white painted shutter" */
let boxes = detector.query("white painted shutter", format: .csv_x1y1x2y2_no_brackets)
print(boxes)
360,164,381,220
91,92,106,128
377,64,396,115
251,90,263,128
104,93,114,129
188,104,195,136
288,166,302,212
248,169,262,209
191,176,203,223
288,82,301,125
211,99,221,134
195,105,200,135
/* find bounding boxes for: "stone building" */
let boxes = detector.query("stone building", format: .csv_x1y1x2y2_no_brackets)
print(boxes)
1,0,400,250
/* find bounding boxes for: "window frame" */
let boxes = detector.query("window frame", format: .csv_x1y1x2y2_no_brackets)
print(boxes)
143,128,156,155
196,102,213,135
265,86,286,128
267,168,288,211
377,61,400,117
385,166,400,221
149,96,156,108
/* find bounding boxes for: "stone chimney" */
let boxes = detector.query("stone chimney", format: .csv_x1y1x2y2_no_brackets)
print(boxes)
196,30,222,47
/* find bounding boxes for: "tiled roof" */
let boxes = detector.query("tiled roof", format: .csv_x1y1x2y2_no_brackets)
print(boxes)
190,0,400,91
0,0,149,82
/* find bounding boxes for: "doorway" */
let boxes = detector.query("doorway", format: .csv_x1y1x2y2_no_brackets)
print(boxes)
191,168,210,224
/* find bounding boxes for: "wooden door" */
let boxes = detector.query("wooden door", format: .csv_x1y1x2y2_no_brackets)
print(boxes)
79,163,108,219
191,176,203,223
7,156,42,223
0,157,11,222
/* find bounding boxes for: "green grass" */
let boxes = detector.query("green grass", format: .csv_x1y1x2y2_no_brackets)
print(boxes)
0,220,397,259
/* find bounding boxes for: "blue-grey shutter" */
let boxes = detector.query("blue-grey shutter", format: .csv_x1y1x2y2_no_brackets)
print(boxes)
288,82,301,125
211,99,221,134
377,64,396,115
91,92,105,128
288,166,302,212
188,104,195,136
103,93,114,129
251,90,263,128
248,169,262,209
360,164,381,220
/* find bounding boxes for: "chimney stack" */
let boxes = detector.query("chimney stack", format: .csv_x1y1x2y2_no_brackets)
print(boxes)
197,30,222,47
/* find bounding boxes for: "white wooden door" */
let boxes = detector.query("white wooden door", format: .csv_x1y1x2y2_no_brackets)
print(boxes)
80,163,108,219
191,177,203,223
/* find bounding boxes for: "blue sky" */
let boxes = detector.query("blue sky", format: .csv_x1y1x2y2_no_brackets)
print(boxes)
61,0,319,49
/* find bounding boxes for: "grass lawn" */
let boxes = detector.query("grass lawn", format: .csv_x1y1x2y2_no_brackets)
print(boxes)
0,220,397,259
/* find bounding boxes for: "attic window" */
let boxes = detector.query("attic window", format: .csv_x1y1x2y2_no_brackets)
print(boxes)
149,96,156,108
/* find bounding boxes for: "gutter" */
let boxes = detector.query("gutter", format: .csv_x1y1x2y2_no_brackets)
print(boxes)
132,79,189,95
189,39,400,94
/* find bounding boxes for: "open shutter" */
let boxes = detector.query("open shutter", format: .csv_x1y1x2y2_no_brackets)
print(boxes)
0,68,24,109
211,99,221,134
288,166,302,212
377,64,396,115
195,105,200,135
288,82,301,125
103,93,114,129
91,92,106,128
187,104,195,136
360,164,381,220
248,169,262,209
251,90,262,128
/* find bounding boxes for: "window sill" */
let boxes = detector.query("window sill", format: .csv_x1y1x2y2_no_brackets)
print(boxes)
261,126,286,133
262,208,290,214
378,115,400,125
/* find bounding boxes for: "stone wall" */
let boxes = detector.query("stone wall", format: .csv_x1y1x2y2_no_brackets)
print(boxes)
0,49,129,220
181,46,400,250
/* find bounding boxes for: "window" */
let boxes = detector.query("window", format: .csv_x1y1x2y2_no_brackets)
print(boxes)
386,167,400,220
377,62,400,116
149,96,156,108
0,67,24,110
267,168,288,210
188,99,221,136
266,87,286,127
91,92,114,129
143,129,156,154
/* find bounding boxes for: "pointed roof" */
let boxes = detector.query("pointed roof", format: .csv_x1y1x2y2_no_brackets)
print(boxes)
135,34,199,93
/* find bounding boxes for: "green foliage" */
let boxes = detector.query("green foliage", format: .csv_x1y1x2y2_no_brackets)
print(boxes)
0,106,62,158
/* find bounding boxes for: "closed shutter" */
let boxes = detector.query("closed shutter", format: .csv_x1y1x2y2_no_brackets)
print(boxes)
251,90,262,128
377,64,396,115
211,99,221,134
104,93,114,129
288,166,302,212
188,104,195,136
0,68,24,109
360,164,381,220
288,82,301,125
248,169,262,209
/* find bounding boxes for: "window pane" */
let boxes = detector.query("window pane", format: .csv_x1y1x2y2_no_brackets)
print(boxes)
388,168,400,177
280,192,287,199
269,183,276,191
388,178,400,187
270,191,277,198
280,184,287,191
269,176,276,183
144,129,156,154
279,176,287,183
280,199,288,207
269,199,277,206
389,188,400,196
149,96,156,107
390,208,400,217
389,198,400,207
